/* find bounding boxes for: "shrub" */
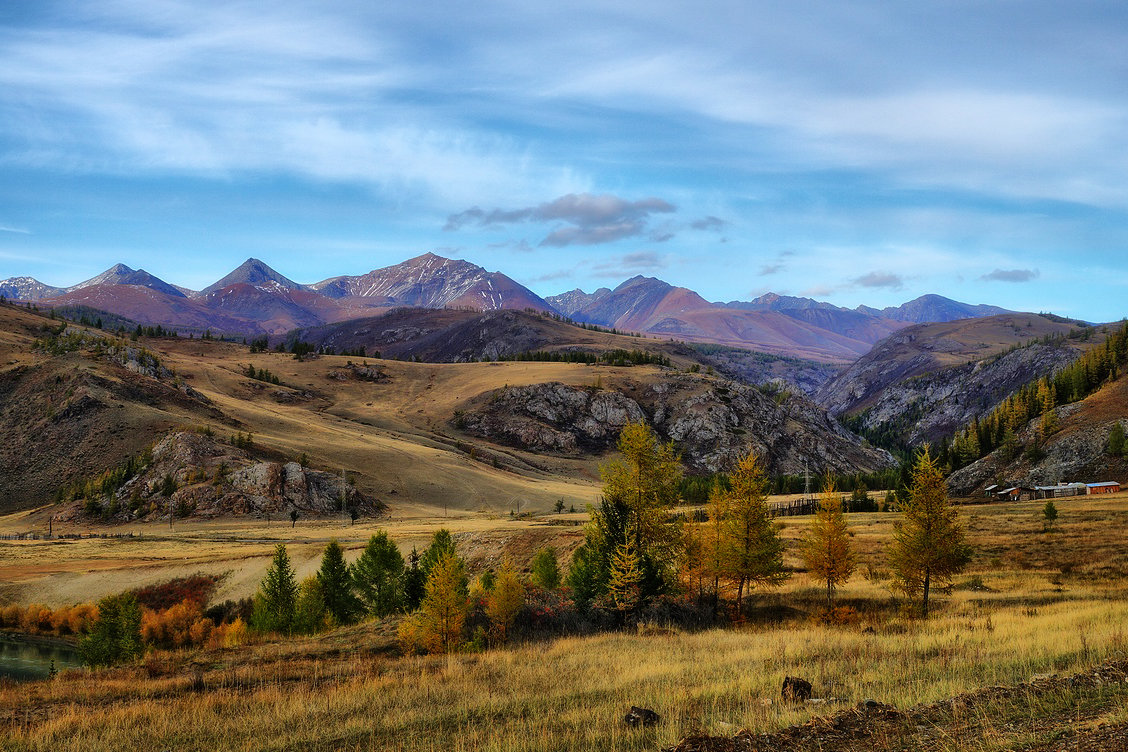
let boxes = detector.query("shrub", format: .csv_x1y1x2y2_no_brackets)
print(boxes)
396,615,426,656
141,600,208,648
133,575,220,611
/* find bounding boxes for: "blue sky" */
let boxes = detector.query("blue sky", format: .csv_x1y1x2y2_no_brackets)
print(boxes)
1,1,1127,319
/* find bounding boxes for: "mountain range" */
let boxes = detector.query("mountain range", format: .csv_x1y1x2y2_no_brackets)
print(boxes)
1,252,1011,360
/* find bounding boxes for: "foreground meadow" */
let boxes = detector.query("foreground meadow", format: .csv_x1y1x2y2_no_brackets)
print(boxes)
3,495,1128,750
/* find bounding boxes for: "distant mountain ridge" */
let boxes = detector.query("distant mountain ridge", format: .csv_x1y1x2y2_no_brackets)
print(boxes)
0,253,1016,360
70,263,186,298
197,258,309,297
312,252,551,311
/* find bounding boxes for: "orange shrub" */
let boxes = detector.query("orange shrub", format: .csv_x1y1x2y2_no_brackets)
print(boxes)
0,604,22,628
188,617,213,646
49,606,74,635
67,603,99,634
141,600,206,648
20,604,53,633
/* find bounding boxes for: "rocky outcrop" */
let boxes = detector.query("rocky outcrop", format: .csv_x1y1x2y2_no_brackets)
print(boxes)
815,313,1088,446
822,342,1083,446
461,384,645,453
459,374,893,476
71,431,382,521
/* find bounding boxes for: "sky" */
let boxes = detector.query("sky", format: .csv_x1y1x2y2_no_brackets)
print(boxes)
1,1,1127,319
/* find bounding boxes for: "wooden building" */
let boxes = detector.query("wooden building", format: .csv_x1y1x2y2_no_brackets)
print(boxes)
1034,483,1088,499
1087,481,1121,495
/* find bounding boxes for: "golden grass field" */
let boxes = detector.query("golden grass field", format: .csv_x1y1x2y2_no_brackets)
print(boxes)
4,495,1128,750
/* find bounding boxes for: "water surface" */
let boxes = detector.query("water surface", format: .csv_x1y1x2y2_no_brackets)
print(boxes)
0,634,83,681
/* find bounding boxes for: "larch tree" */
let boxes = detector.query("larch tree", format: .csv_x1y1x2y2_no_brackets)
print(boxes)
607,539,643,616
352,531,405,617
419,551,470,653
722,450,787,614
599,422,684,598
530,546,561,590
887,447,972,617
696,480,730,616
486,559,525,644
801,477,855,608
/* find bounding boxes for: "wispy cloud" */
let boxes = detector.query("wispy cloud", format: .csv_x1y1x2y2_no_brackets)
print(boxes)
758,249,795,276
981,268,1040,283
0,225,30,234
853,271,904,290
691,216,726,231
445,193,676,247
591,251,667,277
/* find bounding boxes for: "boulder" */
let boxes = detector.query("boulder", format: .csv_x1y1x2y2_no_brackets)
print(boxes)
782,676,813,702
624,706,660,727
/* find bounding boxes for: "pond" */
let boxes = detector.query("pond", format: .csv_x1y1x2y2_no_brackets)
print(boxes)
0,634,84,681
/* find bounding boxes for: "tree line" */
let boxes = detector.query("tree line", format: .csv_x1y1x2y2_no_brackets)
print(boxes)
58,423,970,664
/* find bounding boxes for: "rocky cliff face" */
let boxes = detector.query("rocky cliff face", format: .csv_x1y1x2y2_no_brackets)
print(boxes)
823,342,1083,446
459,374,893,476
64,431,383,521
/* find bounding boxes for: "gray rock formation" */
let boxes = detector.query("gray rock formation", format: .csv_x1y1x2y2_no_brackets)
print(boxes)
817,340,1082,446
460,374,893,476
88,431,381,520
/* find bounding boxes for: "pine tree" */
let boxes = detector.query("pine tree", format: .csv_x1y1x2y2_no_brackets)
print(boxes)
486,559,525,643
419,551,469,653
564,542,603,610
529,546,561,590
318,539,362,625
887,448,971,617
1108,423,1126,456
402,547,427,611
420,529,457,578
722,450,787,614
352,531,405,617
252,544,298,633
801,478,855,608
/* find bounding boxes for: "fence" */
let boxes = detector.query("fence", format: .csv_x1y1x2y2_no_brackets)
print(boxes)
0,532,138,541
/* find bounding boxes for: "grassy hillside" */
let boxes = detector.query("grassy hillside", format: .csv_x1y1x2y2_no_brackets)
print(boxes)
4,494,1128,750
0,301,890,518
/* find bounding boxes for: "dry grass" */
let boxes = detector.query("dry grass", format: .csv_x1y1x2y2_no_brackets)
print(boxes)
3,592,1126,751
4,497,1128,750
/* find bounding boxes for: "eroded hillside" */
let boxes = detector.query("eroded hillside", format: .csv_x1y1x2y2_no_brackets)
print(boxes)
0,302,889,518
816,314,1093,446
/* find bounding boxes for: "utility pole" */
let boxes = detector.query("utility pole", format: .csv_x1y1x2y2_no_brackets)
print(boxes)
341,467,347,524
803,460,811,502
